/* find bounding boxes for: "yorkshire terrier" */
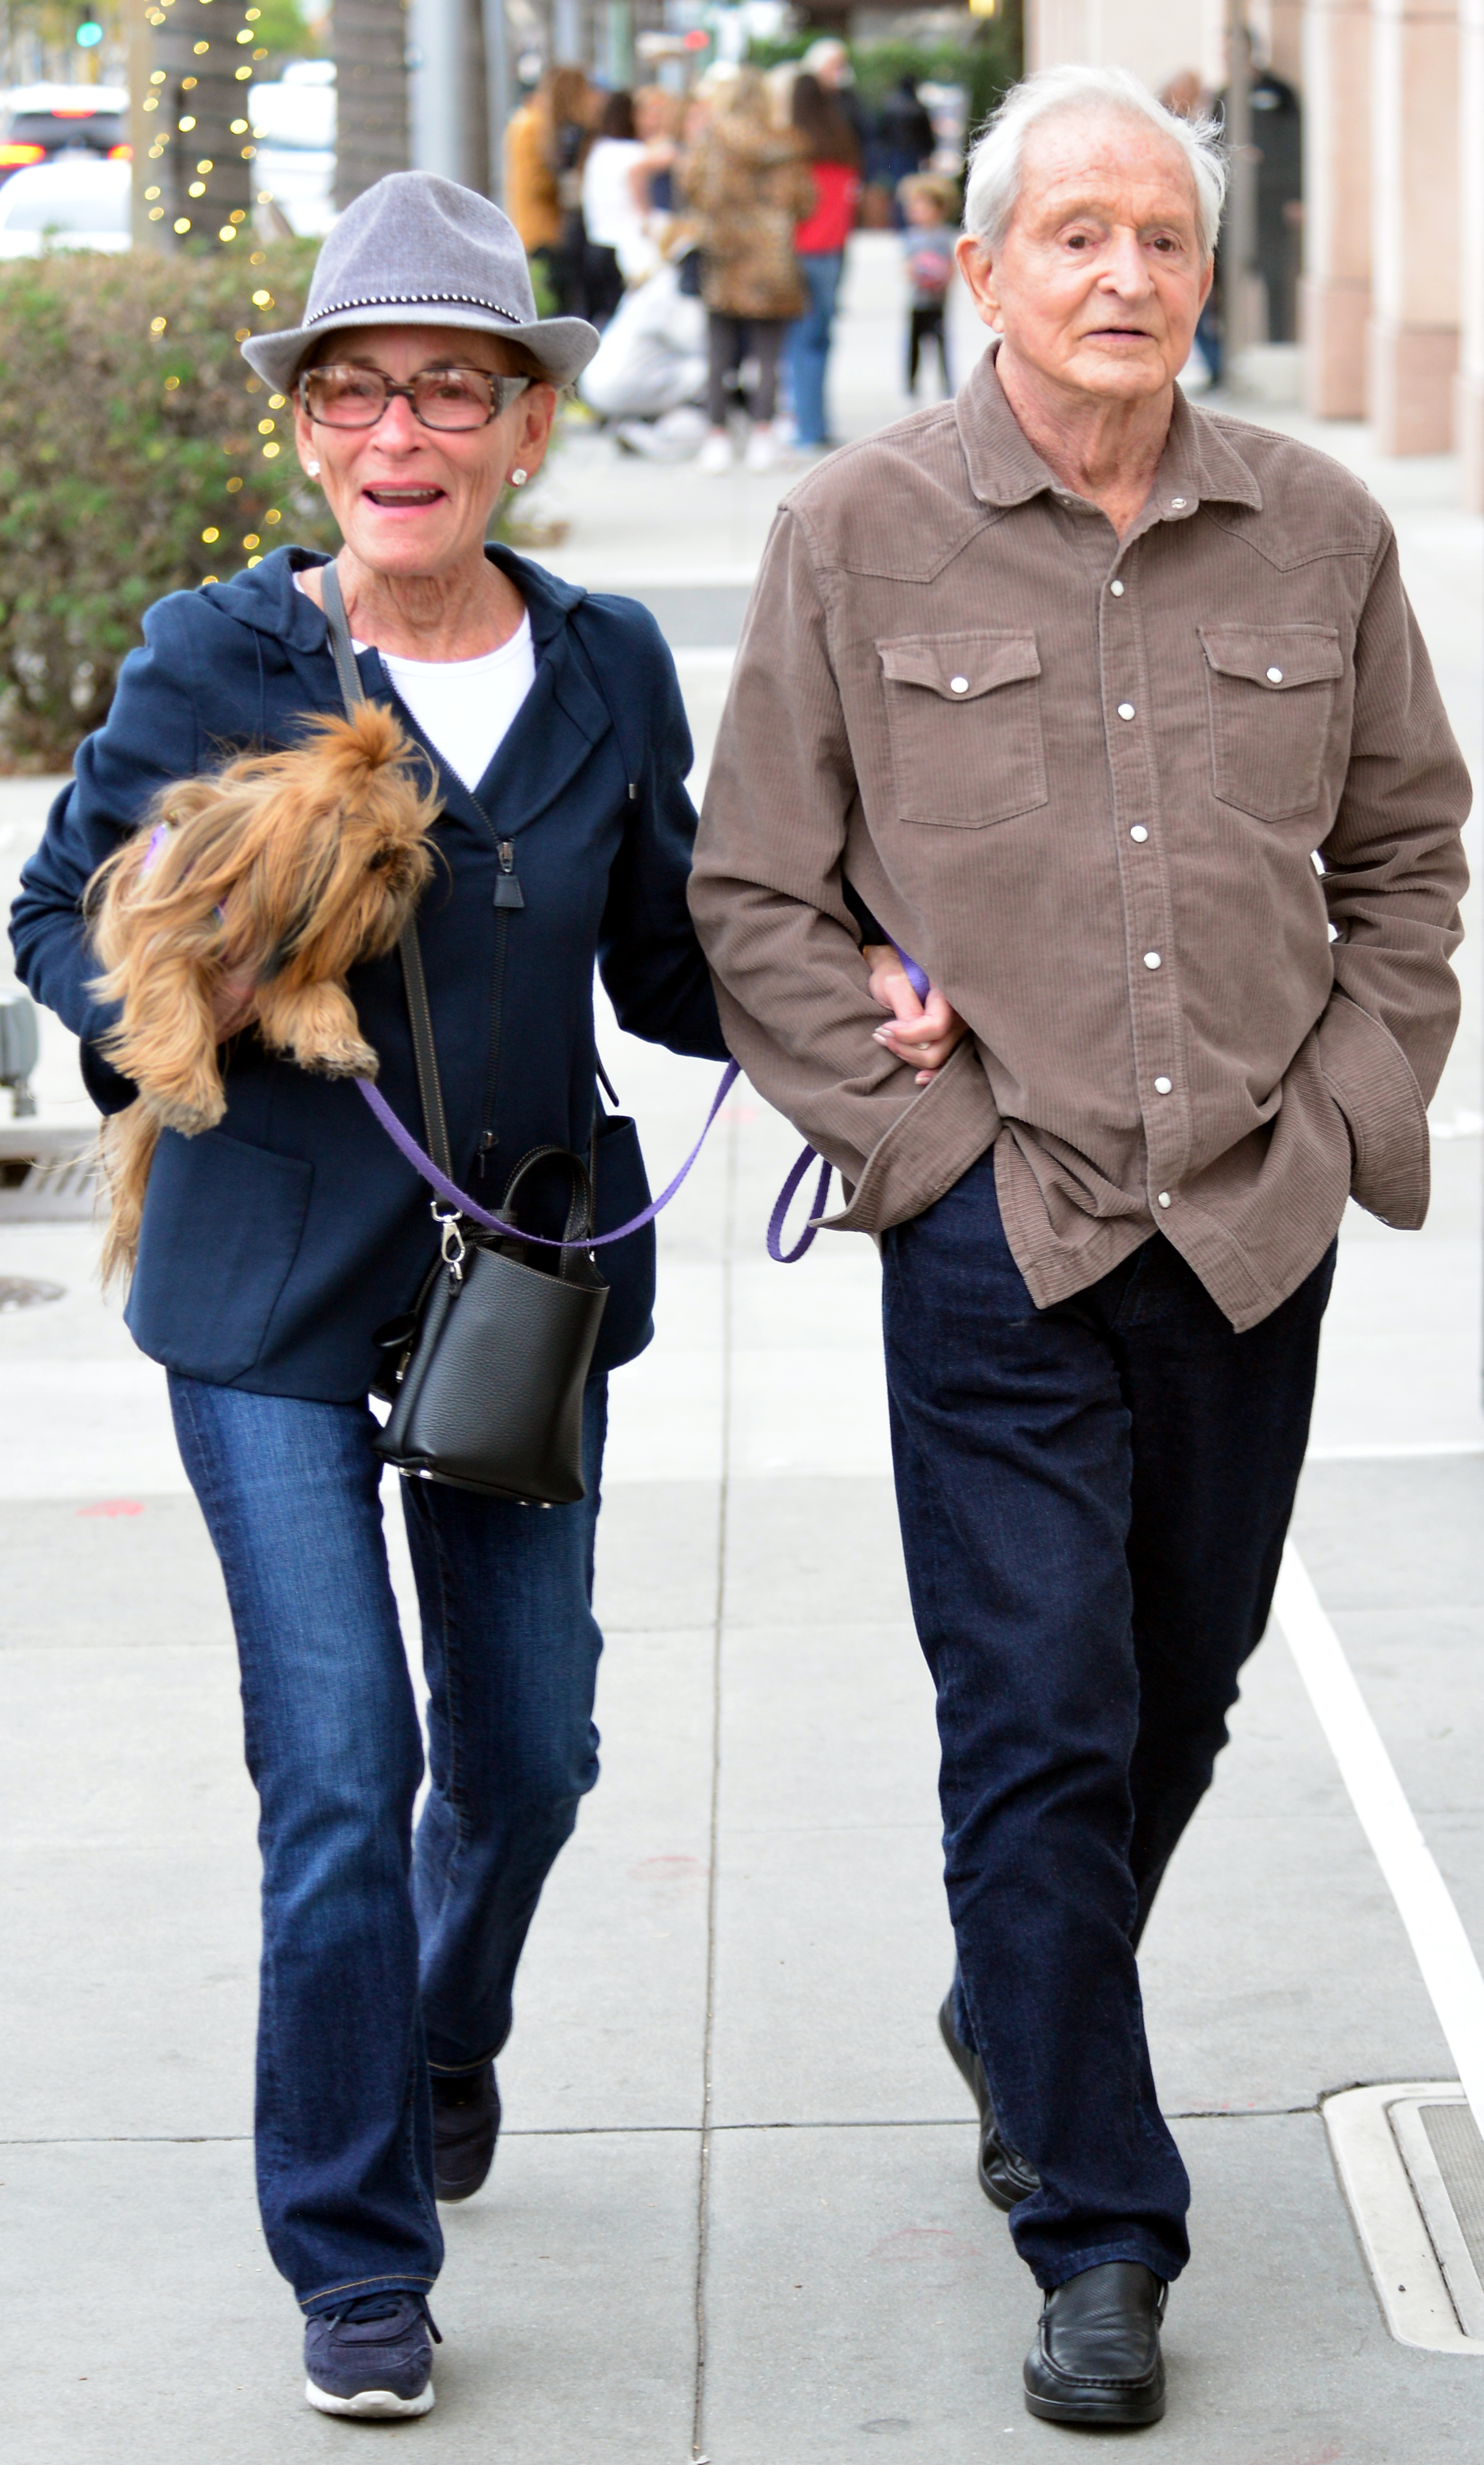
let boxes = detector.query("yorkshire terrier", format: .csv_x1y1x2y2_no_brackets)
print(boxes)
87,702,440,1286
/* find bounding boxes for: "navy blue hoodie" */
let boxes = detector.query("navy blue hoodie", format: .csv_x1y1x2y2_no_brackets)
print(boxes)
10,544,727,1399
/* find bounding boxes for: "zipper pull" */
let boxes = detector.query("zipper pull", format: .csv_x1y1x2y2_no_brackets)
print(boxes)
475,1128,497,1179
494,839,524,909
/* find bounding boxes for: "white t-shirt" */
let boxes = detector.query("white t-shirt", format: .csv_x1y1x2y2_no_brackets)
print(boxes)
295,573,537,792
581,137,648,252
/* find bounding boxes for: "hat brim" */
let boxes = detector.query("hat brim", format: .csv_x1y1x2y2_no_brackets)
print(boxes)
241,301,601,393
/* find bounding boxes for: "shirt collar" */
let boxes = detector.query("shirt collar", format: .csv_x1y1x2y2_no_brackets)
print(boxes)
955,344,1264,522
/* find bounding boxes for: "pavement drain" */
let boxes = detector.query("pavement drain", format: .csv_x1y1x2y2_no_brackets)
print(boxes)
1397,2097,1484,2338
1325,2082,1484,2354
0,1274,65,1310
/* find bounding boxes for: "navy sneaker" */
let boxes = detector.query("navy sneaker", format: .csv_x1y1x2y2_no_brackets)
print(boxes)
304,2292,440,2418
431,2060,501,2202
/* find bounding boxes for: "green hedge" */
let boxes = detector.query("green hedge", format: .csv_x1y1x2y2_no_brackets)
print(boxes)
0,240,337,772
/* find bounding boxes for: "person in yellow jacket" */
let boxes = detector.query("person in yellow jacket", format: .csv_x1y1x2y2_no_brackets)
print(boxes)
505,67,591,308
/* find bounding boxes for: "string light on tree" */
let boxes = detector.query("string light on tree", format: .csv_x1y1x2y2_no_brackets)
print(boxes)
140,0,256,256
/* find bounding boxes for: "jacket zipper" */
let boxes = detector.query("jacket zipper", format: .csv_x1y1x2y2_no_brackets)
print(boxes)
476,839,523,1180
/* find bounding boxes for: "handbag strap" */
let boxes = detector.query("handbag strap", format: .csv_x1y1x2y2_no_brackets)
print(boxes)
327,560,846,1265
321,559,454,1182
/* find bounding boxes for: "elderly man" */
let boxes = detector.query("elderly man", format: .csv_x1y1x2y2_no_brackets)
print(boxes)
690,64,1468,2430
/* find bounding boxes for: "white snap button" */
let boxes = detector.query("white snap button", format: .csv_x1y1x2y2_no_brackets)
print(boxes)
1129,825,1148,843
1117,701,1135,720
1154,1075,1172,1094
1109,579,1125,597
950,675,969,693
1266,665,1283,683
1143,951,1162,969
1157,1190,1172,1208
1171,497,1187,509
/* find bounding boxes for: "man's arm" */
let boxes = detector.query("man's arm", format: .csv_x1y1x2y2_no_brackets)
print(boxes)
689,507,998,1229
1315,516,1470,1223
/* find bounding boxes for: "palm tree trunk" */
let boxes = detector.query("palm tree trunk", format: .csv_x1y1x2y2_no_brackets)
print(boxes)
133,0,258,252
334,0,412,211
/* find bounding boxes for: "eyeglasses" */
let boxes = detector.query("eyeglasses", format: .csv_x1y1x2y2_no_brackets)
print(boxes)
297,366,532,431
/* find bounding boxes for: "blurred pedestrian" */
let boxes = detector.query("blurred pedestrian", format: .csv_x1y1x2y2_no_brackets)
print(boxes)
545,63,596,317
579,233,709,451
900,171,957,396
580,87,645,321
11,171,735,2423
503,67,565,291
787,70,861,452
873,73,936,221
801,35,870,159
1250,56,1302,341
1215,36,1302,347
632,83,684,222
681,67,814,474
691,65,1469,2431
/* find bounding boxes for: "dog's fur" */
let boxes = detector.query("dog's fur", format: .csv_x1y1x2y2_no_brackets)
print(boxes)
88,703,440,1286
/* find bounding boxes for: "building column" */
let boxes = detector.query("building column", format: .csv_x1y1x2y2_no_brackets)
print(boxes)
1459,0,1484,503
1368,0,1460,453
1299,0,1371,415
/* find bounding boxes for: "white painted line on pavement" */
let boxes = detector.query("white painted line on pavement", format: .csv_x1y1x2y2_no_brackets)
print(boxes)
1306,1440,1484,1461
1274,1544,1484,2127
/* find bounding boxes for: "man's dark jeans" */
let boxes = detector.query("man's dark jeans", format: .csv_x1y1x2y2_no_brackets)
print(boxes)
881,1149,1335,2289
169,1372,607,2314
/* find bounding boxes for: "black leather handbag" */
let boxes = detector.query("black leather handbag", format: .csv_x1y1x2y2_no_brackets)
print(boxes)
372,941,608,1502
321,565,609,1505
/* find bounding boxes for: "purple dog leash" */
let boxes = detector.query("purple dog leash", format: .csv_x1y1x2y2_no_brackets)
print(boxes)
765,935,927,1262
357,1059,740,1250
356,940,929,1265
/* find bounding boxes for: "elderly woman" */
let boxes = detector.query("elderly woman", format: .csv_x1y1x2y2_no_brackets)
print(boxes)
11,173,738,2421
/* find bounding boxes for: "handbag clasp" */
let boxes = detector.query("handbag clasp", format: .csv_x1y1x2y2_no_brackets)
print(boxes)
433,1204,467,1283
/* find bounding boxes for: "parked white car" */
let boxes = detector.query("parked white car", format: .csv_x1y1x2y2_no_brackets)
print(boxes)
0,156,129,254
249,62,335,238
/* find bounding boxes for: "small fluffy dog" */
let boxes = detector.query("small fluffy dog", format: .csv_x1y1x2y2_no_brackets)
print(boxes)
88,703,440,1285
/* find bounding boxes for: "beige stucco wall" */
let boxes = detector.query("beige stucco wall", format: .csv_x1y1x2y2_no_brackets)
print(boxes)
1459,0,1484,503
1300,0,1372,414
1022,0,1480,482
1368,0,1461,453
1027,1,1214,95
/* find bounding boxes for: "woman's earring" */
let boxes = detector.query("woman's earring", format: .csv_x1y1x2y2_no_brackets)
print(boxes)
305,457,320,477
510,467,528,486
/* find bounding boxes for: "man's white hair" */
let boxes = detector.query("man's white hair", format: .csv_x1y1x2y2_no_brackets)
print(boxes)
963,64,1227,261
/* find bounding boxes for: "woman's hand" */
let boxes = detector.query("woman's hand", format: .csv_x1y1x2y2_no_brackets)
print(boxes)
863,943,969,1085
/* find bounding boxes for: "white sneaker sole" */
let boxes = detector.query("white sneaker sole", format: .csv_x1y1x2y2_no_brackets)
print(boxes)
305,2378,436,2418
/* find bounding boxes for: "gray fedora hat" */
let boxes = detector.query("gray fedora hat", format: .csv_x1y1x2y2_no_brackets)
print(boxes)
241,170,600,392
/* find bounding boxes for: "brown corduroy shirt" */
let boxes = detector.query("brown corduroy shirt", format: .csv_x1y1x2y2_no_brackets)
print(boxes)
689,350,1470,1332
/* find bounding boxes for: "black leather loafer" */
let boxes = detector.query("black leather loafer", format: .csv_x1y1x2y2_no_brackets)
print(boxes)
1023,2261,1168,2426
937,1993,1040,2212
431,2060,501,2202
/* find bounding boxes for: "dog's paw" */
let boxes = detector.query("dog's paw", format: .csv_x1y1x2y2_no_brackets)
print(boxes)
303,1035,379,1080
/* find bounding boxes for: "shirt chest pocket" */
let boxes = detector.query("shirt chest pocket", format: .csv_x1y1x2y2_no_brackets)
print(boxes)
1199,624,1344,821
877,629,1047,828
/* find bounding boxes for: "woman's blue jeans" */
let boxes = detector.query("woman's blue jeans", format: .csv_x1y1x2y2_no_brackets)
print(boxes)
169,1370,608,2314
788,249,844,446
881,1152,1334,2290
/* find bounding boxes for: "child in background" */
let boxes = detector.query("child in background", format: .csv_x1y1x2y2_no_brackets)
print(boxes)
900,174,958,397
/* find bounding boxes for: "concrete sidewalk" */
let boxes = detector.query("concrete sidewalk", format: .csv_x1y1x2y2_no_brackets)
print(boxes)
3,232,1483,2458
